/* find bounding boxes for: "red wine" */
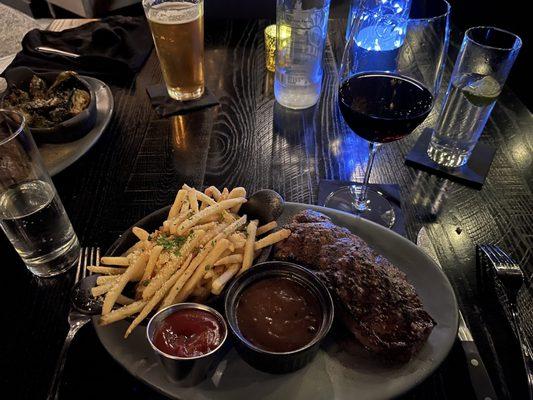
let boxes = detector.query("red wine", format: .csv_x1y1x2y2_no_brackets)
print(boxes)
338,73,433,143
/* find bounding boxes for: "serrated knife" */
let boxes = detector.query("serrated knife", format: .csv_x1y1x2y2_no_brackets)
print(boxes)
417,227,498,400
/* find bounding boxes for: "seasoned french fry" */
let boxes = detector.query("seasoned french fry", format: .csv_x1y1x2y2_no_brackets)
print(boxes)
256,221,278,236
174,239,232,303
228,233,246,249
214,254,243,266
188,190,199,213
191,221,217,232
140,245,163,284
99,300,147,326
96,275,119,285
175,198,245,235
125,255,194,337
205,186,222,201
254,229,291,250
199,223,228,246
170,202,193,235
227,187,246,213
125,241,145,255
100,256,129,266
87,266,126,275
116,294,135,305
218,215,247,238
186,186,236,222
240,220,258,274
211,264,240,295
203,215,245,248
142,231,203,300
162,220,171,233
168,189,187,219
179,199,190,214
102,253,148,315
132,227,149,241
203,269,215,280
91,281,115,297
219,188,229,201
197,213,223,224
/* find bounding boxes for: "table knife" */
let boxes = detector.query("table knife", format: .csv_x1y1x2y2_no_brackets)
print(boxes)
417,227,498,400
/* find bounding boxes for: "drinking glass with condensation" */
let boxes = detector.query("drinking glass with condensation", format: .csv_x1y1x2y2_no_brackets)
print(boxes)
427,26,522,168
0,110,80,277
143,0,205,101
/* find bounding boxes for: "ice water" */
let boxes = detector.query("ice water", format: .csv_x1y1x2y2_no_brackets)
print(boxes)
0,180,79,277
428,73,501,167
274,1,330,109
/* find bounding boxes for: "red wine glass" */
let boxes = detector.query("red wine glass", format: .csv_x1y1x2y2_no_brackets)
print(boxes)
325,0,450,227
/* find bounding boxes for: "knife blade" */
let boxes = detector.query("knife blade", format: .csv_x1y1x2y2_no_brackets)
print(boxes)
35,46,80,58
417,227,498,400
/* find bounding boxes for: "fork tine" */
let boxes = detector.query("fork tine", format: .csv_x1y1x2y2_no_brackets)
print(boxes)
74,247,84,283
481,245,501,267
81,247,90,279
492,246,518,267
83,247,93,279
89,247,100,275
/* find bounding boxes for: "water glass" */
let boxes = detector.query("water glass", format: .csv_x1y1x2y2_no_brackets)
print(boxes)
274,0,331,110
427,27,522,168
0,110,79,277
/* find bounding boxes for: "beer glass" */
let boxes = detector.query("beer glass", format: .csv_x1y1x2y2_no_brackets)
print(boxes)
143,0,205,101
0,110,80,277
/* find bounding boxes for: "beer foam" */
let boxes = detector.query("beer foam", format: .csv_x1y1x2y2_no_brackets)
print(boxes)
148,2,201,24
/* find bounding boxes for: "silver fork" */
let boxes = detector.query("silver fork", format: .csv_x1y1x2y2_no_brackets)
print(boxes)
479,244,533,400
47,246,100,400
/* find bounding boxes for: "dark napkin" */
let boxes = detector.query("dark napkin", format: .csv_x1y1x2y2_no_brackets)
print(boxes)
318,179,406,237
4,16,153,84
146,84,220,117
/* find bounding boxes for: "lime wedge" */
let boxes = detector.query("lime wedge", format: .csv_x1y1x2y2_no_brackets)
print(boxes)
461,75,501,107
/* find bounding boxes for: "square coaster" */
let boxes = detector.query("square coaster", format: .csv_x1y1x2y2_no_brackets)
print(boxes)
318,179,406,237
405,128,496,190
146,84,220,117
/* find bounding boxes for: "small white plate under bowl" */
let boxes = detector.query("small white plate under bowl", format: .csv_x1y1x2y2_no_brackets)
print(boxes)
93,202,458,400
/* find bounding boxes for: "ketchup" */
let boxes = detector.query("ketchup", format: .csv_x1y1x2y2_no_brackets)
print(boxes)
153,308,223,358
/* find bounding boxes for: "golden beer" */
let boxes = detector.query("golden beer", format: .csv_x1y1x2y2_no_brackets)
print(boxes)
145,0,204,100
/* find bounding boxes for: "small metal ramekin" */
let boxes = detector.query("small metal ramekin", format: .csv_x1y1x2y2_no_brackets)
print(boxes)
146,303,228,386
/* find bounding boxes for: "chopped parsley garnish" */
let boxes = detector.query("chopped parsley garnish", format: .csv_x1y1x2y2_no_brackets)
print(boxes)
156,234,188,256
142,280,150,287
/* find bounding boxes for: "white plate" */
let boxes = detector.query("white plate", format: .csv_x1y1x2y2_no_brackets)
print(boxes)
94,203,458,400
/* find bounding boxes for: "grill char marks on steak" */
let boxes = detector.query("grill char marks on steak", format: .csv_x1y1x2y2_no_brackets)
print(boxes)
274,210,435,363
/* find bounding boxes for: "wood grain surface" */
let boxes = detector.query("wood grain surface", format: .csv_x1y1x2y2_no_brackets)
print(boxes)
2,17,532,400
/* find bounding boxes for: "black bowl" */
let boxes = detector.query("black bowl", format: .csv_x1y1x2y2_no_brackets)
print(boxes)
2,67,97,143
224,261,334,374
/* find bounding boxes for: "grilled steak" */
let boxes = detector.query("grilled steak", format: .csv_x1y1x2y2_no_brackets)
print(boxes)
274,210,435,363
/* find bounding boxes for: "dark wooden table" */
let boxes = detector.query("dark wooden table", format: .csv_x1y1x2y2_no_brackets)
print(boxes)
2,17,532,400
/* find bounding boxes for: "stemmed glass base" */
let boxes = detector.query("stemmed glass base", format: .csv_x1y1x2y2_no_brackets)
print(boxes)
324,185,396,228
